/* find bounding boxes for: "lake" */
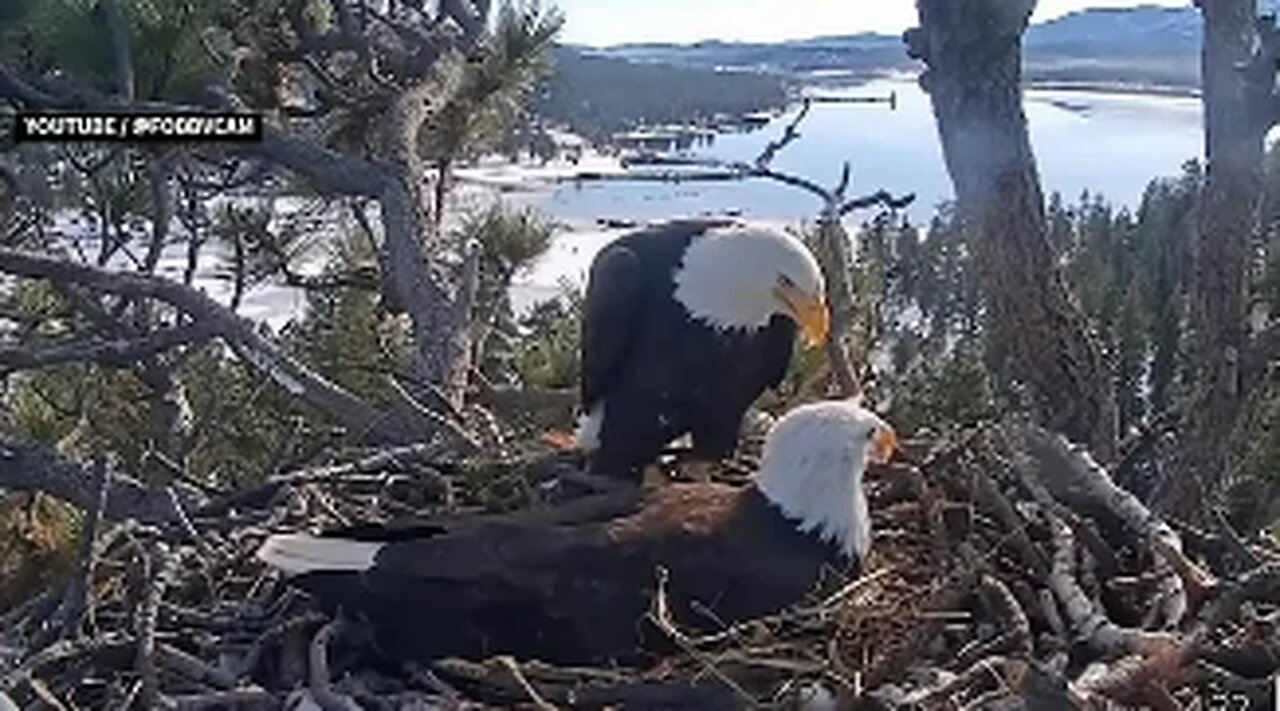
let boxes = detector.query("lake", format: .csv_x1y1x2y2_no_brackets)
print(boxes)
508,76,1204,310
538,76,1203,224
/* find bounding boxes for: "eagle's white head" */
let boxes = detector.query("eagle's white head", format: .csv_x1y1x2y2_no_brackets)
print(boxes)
753,397,897,560
672,223,829,346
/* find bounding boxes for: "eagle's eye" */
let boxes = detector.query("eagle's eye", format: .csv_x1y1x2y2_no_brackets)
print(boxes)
777,274,795,288
865,429,876,441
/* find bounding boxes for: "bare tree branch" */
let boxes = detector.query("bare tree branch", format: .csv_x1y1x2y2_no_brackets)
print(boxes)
0,433,205,524
0,62,72,108
97,0,136,101
0,248,470,449
754,99,810,170
0,324,213,372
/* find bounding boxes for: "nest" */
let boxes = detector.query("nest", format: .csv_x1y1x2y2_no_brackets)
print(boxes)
1,421,1279,710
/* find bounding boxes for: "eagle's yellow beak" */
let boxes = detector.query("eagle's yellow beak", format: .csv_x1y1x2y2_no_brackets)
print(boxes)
870,424,897,464
774,284,830,348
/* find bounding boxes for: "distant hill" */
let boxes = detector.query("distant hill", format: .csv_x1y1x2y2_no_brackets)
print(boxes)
536,4,1272,140
536,47,790,141
1024,5,1200,86
578,4,1278,90
595,34,913,78
598,33,911,76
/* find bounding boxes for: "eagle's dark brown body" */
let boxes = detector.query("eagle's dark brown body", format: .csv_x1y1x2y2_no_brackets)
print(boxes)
287,484,853,666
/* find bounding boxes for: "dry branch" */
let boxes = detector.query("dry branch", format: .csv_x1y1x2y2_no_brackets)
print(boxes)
0,433,204,524
1017,425,1208,624
1,420,1276,709
1046,512,1177,656
0,247,474,450
0,324,214,372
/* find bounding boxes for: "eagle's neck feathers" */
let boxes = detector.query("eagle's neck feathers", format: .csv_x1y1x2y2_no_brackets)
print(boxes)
671,225,815,334
753,405,872,560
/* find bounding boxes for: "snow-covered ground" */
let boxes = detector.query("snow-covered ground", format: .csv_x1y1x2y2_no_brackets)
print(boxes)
453,151,627,191
46,198,335,331
35,138,825,331
33,146,628,332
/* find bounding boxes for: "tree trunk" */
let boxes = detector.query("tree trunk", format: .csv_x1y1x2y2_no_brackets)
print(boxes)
1159,0,1268,520
907,0,1118,462
377,76,473,411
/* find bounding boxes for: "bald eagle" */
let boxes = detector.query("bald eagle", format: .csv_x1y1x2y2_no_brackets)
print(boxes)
255,402,895,666
577,219,829,479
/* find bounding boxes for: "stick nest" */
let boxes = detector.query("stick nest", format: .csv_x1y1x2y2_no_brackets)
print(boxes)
2,421,1279,710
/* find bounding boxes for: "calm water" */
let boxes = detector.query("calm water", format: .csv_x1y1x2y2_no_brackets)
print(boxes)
537,77,1204,224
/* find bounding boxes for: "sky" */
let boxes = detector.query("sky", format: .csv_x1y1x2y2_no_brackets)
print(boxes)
551,0,1191,46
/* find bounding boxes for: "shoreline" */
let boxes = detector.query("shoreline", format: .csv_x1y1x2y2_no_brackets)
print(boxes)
1024,79,1200,99
802,69,1201,101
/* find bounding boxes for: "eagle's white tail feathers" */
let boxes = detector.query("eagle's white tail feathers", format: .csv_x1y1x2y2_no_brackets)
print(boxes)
255,534,383,577
575,402,605,452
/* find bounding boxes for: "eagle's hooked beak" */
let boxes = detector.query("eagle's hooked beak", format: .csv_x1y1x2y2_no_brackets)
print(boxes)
774,283,830,348
870,424,898,465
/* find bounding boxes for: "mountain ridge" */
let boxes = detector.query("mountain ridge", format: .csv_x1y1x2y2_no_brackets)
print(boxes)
571,4,1280,88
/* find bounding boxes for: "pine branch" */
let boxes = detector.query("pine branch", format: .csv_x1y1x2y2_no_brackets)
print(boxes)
0,324,214,372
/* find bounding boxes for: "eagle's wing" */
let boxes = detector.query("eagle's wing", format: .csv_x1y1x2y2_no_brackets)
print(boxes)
581,243,645,406
370,521,612,584
372,485,743,585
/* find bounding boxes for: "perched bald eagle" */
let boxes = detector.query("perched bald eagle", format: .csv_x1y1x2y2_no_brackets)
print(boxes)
255,403,895,666
577,219,829,478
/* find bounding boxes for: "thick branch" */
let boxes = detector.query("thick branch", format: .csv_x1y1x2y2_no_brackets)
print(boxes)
98,0,135,101
0,324,213,371
0,433,204,524
0,248,461,448
1045,511,1177,655
250,130,389,197
0,62,72,108
1018,425,1209,625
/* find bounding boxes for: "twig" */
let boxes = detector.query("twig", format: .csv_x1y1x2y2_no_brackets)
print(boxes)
754,100,810,170
135,539,173,711
167,688,277,710
193,442,454,517
496,656,558,711
813,567,895,609
838,189,915,216
161,486,215,559
648,567,761,708
308,621,363,711
56,456,110,638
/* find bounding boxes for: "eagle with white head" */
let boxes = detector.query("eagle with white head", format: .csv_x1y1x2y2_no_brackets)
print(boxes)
577,218,829,480
255,400,896,666
756,396,897,564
